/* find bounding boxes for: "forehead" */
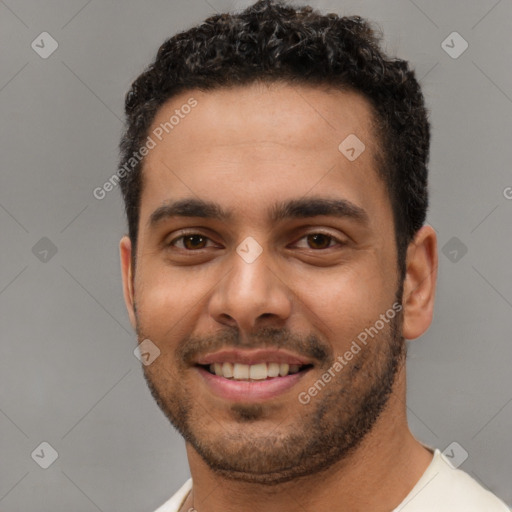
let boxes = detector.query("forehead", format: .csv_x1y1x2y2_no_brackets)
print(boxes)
138,82,390,231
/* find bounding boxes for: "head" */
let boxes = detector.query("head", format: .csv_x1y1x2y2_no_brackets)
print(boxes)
119,0,437,484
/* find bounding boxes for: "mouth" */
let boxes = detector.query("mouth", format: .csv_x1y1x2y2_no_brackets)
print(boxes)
195,361,314,402
197,362,314,381
193,348,316,401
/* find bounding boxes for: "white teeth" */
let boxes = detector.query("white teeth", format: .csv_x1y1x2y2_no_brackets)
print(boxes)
267,362,280,377
249,363,268,380
233,363,249,379
222,362,234,378
207,362,304,380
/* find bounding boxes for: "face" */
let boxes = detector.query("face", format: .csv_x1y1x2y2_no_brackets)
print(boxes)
121,82,409,484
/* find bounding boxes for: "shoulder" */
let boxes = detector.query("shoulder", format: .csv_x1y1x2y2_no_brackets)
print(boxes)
153,478,193,512
396,449,510,512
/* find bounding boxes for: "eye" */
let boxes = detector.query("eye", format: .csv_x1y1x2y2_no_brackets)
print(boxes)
293,232,345,250
166,231,346,252
168,232,216,250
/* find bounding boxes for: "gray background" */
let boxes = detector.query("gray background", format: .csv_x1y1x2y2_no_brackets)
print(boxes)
1,0,511,510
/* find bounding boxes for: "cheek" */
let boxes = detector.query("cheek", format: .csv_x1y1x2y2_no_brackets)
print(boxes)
135,265,189,337
297,257,396,342
133,265,210,339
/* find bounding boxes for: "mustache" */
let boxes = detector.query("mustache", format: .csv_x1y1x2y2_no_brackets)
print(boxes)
177,326,331,367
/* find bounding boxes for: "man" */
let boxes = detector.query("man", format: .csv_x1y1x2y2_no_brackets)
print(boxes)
118,1,510,510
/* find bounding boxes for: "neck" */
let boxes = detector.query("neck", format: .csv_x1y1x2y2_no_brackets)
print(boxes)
180,367,433,512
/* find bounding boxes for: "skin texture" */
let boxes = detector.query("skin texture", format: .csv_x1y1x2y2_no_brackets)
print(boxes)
120,82,438,512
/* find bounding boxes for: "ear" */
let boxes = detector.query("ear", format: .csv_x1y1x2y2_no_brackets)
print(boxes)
401,225,438,340
120,236,137,330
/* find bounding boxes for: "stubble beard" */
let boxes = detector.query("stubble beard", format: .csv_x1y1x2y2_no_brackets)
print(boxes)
138,302,406,485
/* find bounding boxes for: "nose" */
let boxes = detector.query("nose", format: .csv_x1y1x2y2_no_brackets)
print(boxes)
208,244,293,333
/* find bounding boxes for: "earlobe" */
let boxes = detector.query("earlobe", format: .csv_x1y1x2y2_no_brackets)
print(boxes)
401,225,438,340
120,236,137,330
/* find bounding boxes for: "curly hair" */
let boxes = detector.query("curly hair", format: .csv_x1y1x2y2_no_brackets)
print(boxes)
119,0,430,280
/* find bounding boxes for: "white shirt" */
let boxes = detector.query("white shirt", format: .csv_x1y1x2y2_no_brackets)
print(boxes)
153,449,510,512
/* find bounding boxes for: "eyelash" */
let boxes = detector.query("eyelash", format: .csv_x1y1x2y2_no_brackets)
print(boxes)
167,230,345,251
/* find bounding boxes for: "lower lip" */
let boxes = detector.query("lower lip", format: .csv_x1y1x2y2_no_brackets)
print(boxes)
196,366,310,402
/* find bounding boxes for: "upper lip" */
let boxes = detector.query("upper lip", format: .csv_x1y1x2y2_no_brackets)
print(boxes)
195,348,313,366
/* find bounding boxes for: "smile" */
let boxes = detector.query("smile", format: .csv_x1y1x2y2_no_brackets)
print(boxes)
195,363,313,402
201,362,312,380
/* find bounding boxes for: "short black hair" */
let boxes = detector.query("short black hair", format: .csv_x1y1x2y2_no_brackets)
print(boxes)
119,0,430,280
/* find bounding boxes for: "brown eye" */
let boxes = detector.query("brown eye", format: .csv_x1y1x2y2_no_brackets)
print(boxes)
183,235,207,249
306,233,333,249
170,233,212,250
294,232,342,250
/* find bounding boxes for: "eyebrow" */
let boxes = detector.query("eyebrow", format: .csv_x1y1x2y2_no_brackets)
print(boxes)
148,196,369,228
